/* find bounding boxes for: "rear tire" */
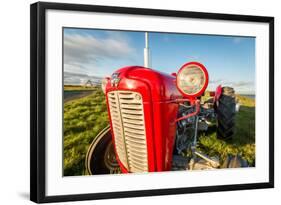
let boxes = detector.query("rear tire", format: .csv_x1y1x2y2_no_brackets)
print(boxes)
216,87,236,140
85,125,121,175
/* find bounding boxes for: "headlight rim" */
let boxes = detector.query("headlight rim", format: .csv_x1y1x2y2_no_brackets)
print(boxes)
176,61,209,98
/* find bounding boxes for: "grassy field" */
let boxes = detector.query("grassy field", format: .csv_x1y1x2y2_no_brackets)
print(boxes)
63,87,255,176
63,86,109,176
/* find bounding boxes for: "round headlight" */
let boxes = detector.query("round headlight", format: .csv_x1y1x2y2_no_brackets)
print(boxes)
101,77,109,94
176,62,209,98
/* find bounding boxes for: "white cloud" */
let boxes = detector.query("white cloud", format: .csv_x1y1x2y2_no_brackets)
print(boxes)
64,32,136,75
209,79,255,94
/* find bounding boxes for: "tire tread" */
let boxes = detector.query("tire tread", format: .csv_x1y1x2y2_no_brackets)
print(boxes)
217,87,236,140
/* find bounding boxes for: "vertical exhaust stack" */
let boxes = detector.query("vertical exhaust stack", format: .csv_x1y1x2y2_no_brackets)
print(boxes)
144,32,151,68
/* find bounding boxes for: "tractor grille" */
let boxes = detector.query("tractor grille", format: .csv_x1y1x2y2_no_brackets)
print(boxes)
107,91,148,172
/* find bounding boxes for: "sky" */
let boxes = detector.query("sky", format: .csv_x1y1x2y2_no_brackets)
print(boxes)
64,28,255,94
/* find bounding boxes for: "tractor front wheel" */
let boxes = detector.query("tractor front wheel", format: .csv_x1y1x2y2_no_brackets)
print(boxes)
216,87,236,140
85,125,121,175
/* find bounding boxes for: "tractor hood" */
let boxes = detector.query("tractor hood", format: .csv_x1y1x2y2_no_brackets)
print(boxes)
107,66,183,102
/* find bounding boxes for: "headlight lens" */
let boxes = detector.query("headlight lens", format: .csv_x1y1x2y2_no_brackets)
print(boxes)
176,62,208,97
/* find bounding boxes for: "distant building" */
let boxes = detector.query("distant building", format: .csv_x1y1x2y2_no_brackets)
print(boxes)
83,79,102,87
84,80,94,87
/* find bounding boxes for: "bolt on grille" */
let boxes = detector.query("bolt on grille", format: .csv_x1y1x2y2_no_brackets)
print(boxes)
107,91,148,172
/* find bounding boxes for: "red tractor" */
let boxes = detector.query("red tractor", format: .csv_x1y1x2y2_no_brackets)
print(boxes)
86,62,243,175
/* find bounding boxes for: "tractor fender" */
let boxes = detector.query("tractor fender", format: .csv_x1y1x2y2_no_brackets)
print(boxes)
214,85,222,107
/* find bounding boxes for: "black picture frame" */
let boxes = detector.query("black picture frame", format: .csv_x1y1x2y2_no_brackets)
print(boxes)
30,2,274,203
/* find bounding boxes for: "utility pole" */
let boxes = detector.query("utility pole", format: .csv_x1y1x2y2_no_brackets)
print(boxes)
144,32,151,68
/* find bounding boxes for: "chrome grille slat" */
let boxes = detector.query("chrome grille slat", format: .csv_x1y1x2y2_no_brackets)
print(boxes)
123,127,145,135
128,158,147,166
126,142,146,149
127,150,147,158
121,114,143,120
126,147,147,155
125,137,146,145
124,131,145,139
122,118,144,125
120,104,142,109
128,161,147,169
123,123,144,130
119,99,140,103
121,109,143,115
107,90,148,172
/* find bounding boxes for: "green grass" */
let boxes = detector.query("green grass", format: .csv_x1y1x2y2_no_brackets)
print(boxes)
198,95,255,166
63,87,109,176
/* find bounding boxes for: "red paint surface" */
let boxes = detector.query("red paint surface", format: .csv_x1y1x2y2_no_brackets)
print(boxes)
215,85,222,102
